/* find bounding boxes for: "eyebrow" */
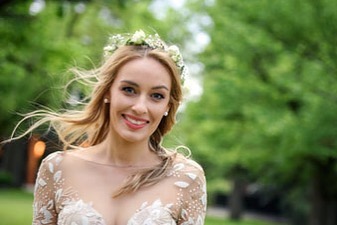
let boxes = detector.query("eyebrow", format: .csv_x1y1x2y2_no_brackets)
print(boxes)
120,80,169,91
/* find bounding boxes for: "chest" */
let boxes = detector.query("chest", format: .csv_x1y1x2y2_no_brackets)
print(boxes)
55,166,181,224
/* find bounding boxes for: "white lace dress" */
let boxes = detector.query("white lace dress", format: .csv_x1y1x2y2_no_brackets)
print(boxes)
32,151,207,225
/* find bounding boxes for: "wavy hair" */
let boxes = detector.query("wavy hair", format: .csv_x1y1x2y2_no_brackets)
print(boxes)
9,45,183,196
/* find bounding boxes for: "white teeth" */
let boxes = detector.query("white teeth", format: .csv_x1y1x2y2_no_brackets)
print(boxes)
127,117,146,125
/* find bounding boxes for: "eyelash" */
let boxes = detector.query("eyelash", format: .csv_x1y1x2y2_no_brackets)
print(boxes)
121,87,165,101
122,87,135,95
151,93,165,100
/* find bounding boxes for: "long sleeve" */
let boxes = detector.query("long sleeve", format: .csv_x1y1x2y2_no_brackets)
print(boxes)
177,161,207,225
32,153,60,225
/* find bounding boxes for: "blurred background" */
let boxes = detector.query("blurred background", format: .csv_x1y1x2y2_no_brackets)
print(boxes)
1,0,337,225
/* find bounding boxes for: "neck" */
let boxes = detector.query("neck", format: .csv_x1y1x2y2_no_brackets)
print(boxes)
95,135,159,167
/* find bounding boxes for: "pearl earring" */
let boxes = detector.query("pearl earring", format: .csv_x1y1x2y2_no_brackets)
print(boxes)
104,98,109,103
164,111,168,116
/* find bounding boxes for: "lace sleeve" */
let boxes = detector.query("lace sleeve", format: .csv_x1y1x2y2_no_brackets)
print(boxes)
177,161,207,225
32,153,61,225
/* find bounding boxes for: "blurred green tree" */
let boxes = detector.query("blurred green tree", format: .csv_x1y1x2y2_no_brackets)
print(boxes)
179,0,337,224
0,0,191,140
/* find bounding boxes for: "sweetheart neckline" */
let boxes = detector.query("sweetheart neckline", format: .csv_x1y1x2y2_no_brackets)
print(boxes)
59,198,176,225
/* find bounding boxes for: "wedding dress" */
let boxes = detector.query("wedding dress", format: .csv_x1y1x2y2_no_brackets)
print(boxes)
32,151,206,225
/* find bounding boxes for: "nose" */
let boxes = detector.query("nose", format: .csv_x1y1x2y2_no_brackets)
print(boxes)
131,95,148,115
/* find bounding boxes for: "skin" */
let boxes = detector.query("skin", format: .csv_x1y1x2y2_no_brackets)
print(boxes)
74,57,171,167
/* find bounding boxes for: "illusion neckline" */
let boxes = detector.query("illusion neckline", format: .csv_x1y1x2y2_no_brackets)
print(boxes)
64,151,162,169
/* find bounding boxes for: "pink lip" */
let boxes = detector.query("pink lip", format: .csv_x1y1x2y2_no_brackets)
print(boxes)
122,114,149,130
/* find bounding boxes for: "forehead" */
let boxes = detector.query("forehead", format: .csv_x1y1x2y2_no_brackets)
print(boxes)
114,57,172,88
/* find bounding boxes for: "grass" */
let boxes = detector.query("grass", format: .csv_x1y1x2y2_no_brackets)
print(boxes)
206,217,284,225
0,188,284,225
0,188,34,225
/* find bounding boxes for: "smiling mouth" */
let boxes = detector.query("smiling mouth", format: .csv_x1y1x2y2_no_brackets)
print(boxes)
123,114,149,126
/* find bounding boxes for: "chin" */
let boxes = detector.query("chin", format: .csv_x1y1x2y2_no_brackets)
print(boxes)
119,132,149,143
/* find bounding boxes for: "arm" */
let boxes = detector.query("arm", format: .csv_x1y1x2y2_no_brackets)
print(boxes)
32,155,59,225
178,164,207,225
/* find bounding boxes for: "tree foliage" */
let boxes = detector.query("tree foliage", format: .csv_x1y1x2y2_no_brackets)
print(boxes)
3,0,337,224
0,0,190,139
179,0,337,223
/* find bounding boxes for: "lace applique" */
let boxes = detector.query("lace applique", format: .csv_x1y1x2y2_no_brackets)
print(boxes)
128,199,176,225
58,200,105,225
174,161,207,224
36,200,54,224
33,151,207,225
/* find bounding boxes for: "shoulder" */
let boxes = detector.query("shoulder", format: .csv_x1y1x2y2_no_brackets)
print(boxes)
172,153,204,174
41,151,66,166
40,150,77,171
37,151,64,177
42,149,83,163
169,154,207,208
169,153,205,183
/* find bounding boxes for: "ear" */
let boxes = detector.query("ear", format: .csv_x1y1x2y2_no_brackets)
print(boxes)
104,90,110,99
103,91,111,104
165,103,171,114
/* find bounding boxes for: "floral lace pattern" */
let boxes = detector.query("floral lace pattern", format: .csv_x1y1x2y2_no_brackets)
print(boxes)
32,151,207,225
128,200,175,225
58,200,105,225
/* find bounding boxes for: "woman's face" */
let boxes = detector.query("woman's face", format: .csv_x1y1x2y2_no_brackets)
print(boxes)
107,57,171,143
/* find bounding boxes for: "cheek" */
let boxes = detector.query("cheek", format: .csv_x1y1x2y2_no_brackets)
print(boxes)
152,105,168,118
109,92,130,109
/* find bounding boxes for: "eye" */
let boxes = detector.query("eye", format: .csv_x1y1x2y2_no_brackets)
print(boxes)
151,93,165,101
122,87,136,95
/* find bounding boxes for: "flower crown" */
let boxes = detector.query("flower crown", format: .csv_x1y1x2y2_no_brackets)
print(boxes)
103,30,187,83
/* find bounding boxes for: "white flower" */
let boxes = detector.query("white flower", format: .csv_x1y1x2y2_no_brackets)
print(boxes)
103,45,115,52
167,45,181,62
102,30,188,82
131,30,146,44
168,45,179,55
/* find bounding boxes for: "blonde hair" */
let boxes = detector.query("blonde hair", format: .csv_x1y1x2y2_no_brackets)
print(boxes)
10,45,183,196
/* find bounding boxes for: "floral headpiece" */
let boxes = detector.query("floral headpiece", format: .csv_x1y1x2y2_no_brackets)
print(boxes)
103,30,187,83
